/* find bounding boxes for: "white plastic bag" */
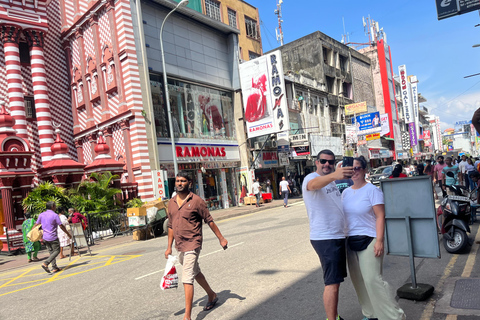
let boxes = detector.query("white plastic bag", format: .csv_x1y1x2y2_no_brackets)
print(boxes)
161,255,178,290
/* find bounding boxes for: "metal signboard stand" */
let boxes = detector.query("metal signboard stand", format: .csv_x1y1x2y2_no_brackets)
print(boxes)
381,175,440,300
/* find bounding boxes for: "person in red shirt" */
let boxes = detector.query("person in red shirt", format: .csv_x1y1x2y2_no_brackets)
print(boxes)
389,164,407,178
68,208,87,230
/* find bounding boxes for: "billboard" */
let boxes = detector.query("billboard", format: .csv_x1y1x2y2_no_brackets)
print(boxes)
310,135,343,157
380,113,390,136
398,65,414,124
345,101,367,116
239,50,289,138
355,112,382,133
436,0,480,20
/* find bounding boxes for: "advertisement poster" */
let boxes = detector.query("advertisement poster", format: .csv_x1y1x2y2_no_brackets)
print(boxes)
398,65,414,124
152,170,167,199
239,50,289,138
366,133,381,141
355,112,382,132
380,113,390,136
346,125,358,144
345,101,367,116
409,122,418,146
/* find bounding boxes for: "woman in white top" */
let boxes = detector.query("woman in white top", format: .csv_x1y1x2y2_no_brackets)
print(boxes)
342,156,405,320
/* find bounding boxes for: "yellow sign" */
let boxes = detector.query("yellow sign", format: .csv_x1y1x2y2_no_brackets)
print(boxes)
345,101,367,115
366,133,380,141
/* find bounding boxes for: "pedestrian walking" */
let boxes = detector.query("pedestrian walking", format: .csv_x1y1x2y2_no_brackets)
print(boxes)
22,212,40,263
434,156,448,198
342,156,406,320
466,158,476,191
458,155,467,186
252,178,261,207
57,207,74,259
279,176,291,207
34,201,72,274
165,172,228,320
442,157,459,195
302,149,354,320
425,160,438,200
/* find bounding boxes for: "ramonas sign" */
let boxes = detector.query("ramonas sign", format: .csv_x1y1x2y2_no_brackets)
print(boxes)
176,146,226,158
239,50,289,138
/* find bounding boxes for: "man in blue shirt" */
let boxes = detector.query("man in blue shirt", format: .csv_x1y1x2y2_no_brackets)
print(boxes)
442,157,459,193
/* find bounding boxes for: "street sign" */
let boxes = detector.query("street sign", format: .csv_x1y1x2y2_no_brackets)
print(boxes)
436,0,480,20
366,133,380,141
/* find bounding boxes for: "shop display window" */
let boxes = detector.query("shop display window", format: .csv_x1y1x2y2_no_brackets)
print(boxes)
150,75,235,141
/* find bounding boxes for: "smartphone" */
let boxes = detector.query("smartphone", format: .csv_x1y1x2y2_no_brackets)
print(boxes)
342,156,354,167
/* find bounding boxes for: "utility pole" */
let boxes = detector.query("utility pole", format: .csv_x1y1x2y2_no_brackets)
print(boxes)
274,0,284,46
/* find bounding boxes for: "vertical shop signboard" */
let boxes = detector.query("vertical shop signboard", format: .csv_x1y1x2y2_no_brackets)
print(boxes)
239,50,289,138
197,170,205,200
152,170,166,200
220,169,229,209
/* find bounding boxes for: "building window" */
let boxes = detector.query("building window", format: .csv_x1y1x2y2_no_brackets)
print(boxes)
19,42,30,65
245,16,259,39
205,0,221,21
342,82,352,99
323,47,333,66
326,76,335,94
227,8,237,28
25,96,36,119
339,55,348,73
248,51,260,60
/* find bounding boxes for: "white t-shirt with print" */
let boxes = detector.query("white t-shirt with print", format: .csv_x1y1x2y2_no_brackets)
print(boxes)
279,180,289,192
252,182,260,194
342,182,384,238
302,172,345,240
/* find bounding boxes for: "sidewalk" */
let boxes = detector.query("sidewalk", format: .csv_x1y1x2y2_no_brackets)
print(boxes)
0,197,304,272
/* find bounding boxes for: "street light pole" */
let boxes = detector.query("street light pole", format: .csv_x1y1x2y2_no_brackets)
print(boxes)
160,0,188,177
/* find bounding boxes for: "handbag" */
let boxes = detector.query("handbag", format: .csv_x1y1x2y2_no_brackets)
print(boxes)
347,235,373,251
27,224,43,242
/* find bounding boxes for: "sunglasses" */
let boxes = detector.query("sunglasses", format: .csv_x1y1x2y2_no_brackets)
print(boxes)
318,159,335,165
353,166,363,171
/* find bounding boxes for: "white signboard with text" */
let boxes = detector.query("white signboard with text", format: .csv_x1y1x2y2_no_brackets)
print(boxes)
310,135,343,157
239,50,289,138
398,65,414,124
381,113,390,136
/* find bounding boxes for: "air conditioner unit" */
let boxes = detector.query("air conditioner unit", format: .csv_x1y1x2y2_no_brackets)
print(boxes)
254,142,262,149
271,141,278,148
265,140,273,148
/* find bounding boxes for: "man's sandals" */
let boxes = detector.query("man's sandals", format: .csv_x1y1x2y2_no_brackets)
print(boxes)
203,296,218,311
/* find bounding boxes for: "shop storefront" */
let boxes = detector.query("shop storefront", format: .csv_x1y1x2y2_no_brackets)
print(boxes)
254,150,285,199
153,75,240,211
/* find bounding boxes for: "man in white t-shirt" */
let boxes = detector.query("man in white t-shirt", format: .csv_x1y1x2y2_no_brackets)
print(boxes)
302,149,354,320
252,178,261,207
458,155,467,185
279,176,291,208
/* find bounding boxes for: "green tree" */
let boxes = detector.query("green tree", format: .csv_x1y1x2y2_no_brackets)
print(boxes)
22,182,71,218
68,172,122,216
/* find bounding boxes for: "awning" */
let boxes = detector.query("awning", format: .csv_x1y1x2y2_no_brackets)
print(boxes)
382,137,395,141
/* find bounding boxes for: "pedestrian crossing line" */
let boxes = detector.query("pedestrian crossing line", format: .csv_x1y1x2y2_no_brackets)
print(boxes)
445,315,457,320
0,254,142,297
461,224,480,278
0,267,35,290
289,201,304,207
419,254,459,320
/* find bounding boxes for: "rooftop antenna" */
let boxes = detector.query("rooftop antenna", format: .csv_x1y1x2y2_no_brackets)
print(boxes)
274,0,284,46
341,17,349,44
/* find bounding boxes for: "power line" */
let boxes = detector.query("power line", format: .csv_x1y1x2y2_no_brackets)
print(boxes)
260,19,275,49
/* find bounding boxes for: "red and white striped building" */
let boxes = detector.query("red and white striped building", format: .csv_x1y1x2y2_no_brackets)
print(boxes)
0,0,156,252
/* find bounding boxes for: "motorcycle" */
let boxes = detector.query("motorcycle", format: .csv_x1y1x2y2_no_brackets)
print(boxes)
436,171,472,253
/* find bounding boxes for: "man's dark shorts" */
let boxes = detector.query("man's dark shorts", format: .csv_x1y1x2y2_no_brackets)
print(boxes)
310,239,347,285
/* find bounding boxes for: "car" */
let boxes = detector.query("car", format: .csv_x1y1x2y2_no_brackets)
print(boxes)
369,165,394,186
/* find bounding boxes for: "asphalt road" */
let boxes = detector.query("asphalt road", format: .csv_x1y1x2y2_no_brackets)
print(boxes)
1,201,479,320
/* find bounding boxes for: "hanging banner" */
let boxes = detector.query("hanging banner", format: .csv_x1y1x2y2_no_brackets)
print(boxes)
152,170,167,199
346,125,358,144
239,50,289,138
409,123,418,146
345,101,367,116
411,77,420,145
380,113,390,136
398,65,414,124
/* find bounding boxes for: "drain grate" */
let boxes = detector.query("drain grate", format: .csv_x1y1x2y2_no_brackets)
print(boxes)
450,279,480,310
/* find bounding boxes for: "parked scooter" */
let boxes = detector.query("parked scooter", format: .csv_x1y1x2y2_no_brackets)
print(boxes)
437,171,472,253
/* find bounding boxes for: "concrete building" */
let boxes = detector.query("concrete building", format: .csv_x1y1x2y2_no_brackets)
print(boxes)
174,0,262,61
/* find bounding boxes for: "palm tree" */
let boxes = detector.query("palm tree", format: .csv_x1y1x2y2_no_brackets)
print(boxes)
22,182,71,218
68,171,122,216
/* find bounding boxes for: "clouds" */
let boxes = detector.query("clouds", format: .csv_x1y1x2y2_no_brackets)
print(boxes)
426,90,480,130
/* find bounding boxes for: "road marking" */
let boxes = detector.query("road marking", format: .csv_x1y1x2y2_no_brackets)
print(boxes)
419,254,458,320
0,254,141,297
288,201,304,207
135,242,245,280
217,202,305,224
461,224,480,278
445,315,457,320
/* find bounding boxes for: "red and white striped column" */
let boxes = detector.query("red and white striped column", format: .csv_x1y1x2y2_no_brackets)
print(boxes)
1,25,28,140
25,29,54,162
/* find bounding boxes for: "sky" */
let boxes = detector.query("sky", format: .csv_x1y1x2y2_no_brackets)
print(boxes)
247,0,480,131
